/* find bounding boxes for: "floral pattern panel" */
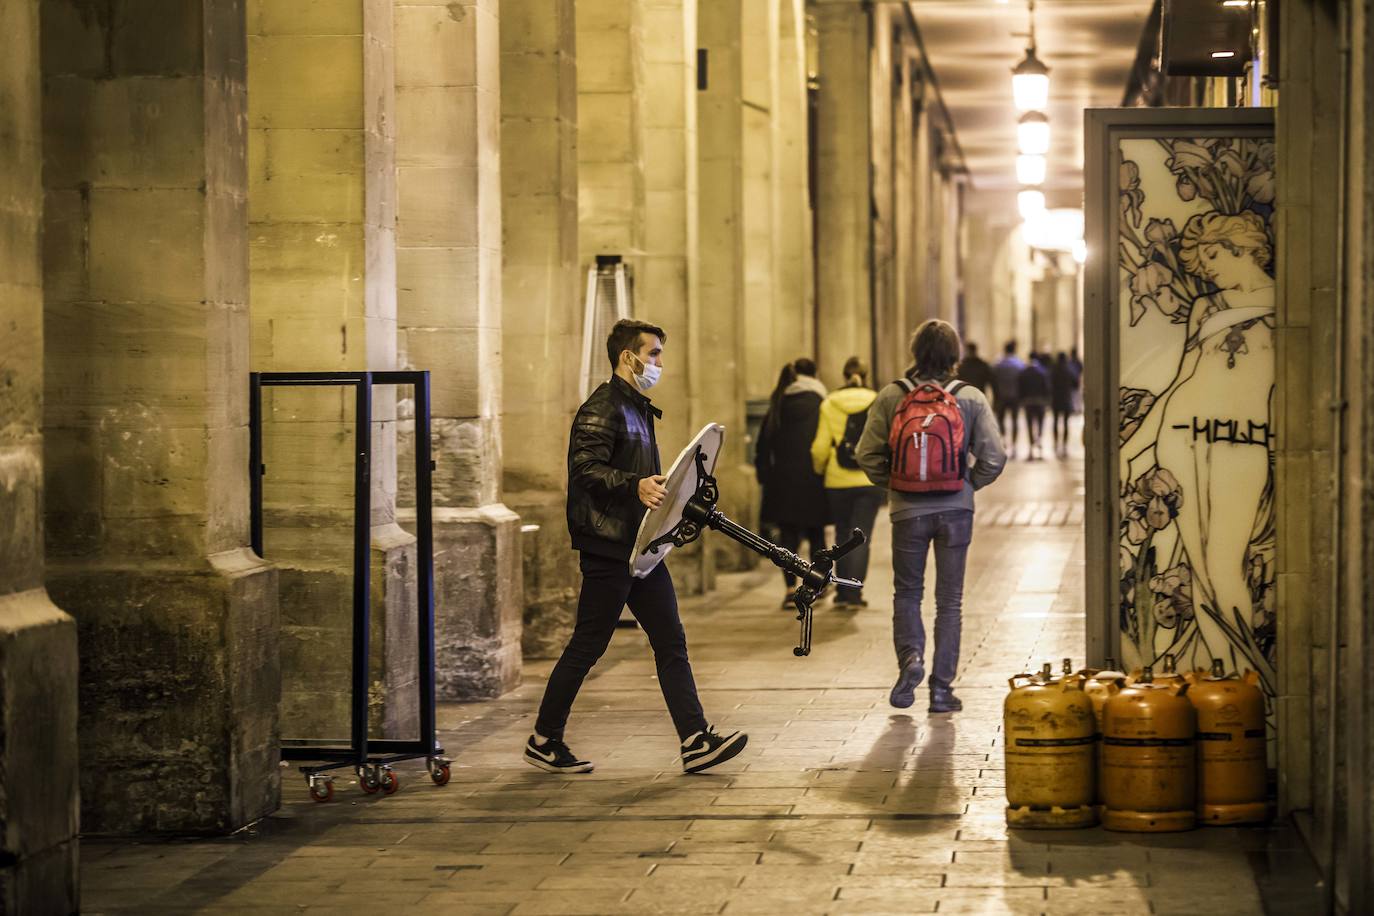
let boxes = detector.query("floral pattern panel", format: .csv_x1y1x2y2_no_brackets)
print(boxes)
1116,137,1276,703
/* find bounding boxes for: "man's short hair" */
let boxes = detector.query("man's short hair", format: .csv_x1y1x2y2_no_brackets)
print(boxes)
606,319,667,369
793,357,817,377
911,320,963,380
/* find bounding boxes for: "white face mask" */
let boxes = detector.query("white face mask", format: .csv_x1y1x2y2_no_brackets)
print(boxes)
626,352,662,391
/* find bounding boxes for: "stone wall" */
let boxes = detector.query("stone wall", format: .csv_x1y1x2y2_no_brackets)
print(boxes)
41,0,279,834
0,0,79,906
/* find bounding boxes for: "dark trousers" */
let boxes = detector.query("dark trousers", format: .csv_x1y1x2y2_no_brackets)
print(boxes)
1052,409,1071,449
995,397,1020,447
826,486,884,602
535,553,707,743
1023,403,1046,449
777,524,825,589
892,510,974,690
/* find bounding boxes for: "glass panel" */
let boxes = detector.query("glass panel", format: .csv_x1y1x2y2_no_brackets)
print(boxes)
262,385,358,744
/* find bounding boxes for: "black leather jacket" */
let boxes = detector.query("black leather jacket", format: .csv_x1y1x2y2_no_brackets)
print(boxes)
566,375,663,561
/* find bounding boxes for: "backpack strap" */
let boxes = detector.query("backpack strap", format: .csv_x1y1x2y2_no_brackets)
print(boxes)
947,380,966,397
896,377,916,393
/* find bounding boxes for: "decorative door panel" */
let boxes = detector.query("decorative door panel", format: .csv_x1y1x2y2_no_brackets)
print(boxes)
1085,109,1276,709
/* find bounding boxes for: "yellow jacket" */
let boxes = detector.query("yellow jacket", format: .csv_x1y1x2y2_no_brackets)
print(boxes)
810,385,879,489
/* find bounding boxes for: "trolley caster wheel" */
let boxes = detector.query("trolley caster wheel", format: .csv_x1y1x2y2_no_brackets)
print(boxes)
381,768,399,795
358,766,382,795
308,778,334,803
427,756,452,787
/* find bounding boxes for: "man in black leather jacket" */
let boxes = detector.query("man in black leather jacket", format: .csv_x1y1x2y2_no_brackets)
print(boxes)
524,319,748,775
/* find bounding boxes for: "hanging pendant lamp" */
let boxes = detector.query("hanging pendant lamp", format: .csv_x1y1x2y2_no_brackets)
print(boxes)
1011,1,1050,111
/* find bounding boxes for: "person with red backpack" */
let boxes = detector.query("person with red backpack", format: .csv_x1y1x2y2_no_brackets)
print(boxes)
809,357,882,609
855,320,1007,714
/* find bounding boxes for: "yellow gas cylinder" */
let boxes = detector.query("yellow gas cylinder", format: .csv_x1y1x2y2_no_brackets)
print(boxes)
1080,659,1127,808
1101,665,1197,832
1128,653,1185,687
1003,665,1097,829
1188,659,1268,825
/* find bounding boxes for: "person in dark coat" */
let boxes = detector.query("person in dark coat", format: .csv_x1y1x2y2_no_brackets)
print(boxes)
955,342,993,396
1016,353,1051,461
756,357,829,607
1050,352,1078,458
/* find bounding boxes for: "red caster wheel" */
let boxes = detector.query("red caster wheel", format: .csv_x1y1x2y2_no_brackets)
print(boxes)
381,769,399,795
430,763,451,787
309,779,334,803
359,768,382,795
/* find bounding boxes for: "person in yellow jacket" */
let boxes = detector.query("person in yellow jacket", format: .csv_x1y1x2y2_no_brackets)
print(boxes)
810,357,884,609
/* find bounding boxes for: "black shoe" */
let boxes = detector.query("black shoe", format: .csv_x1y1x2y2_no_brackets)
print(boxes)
681,726,748,773
889,658,925,708
929,688,962,714
524,734,593,773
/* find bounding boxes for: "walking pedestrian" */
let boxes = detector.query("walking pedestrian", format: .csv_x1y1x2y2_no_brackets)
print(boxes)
991,341,1025,457
809,357,883,610
756,358,829,608
956,342,993,396
1068,347,1084,414
1050,351,1078,458
525,319,747,775
1017,353,1051,461
856,320,1007,714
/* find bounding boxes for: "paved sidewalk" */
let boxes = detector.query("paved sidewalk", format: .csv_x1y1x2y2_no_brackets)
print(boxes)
83,455,1317,915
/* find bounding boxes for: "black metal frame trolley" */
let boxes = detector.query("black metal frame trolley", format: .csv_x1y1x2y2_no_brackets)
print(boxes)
249,370,449,802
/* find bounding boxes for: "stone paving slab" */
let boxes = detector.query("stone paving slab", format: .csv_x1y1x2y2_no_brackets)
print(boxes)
79,458,1322,915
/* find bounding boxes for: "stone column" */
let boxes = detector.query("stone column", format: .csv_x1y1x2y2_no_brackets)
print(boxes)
247,0,419,738
814,1,874,383
772,0,814,375
1275,0,1339,826
394,0,522,696
42,0,279,833
500,0,582,657
1,0,79,905
696,0,753,564
578,0,708,591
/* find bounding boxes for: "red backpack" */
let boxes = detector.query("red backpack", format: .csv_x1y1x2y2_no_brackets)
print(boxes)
888,378,967,493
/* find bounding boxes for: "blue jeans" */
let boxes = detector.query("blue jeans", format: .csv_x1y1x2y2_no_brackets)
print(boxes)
827,486,884,602
891,510,974,690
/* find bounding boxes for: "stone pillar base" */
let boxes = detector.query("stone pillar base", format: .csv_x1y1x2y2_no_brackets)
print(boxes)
46,551,279,835
406,505,523,699
504,489,580,659
0,590,79,914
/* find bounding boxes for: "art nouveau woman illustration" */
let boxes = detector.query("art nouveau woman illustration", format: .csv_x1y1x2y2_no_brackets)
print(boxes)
1120,210,1275,685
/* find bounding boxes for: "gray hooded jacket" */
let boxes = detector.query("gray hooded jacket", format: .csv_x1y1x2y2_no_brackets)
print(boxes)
855,376,1008,520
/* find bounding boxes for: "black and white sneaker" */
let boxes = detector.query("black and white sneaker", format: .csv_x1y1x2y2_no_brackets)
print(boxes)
523,734,593,773
681,726,748,774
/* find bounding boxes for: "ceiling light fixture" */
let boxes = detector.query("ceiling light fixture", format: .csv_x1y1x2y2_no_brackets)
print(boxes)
1011,0,1051,111
1210,50,1237,58
1016,154,1047,185
1220,0,1249,7
1017,111,1050,155
1018,189,1046,219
